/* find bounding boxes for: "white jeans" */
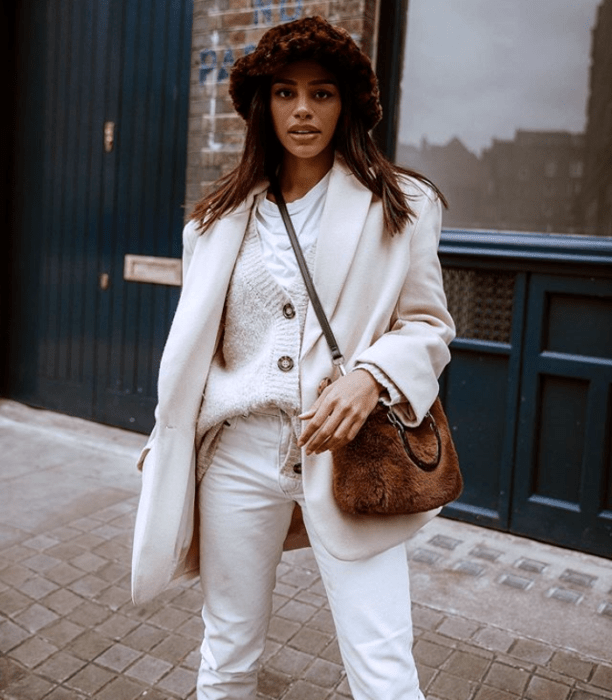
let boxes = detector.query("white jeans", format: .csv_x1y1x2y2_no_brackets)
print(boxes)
197,409,424,700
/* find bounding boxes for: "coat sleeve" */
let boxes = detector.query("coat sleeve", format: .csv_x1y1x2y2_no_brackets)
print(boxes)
354,190,455,426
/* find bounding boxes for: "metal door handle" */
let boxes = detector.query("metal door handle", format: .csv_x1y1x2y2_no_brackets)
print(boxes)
104,121,115,153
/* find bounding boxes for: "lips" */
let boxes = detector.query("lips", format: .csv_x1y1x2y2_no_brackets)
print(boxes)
288,127,320,134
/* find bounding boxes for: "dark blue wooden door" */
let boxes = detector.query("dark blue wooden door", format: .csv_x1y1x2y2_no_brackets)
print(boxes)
511,274,612,557
10,0,192,433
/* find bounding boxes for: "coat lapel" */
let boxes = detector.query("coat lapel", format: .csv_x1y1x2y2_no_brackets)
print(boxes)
301,158,373,361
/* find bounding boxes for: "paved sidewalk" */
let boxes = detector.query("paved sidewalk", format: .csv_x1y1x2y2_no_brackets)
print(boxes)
0,398,611,700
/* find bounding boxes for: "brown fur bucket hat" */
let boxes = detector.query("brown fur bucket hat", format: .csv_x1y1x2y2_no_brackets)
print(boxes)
229,16,382,131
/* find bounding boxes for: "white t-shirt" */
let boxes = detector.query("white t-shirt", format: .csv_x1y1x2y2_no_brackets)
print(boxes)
255,171,331,290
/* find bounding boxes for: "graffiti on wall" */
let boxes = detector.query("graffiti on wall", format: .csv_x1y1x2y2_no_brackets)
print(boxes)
199,0,304,84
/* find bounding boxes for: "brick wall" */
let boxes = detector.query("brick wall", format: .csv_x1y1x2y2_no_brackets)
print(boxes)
185,0,379,217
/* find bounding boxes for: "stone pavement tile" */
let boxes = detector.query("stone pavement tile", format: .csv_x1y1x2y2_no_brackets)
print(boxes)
146,605,192,631
96,561,128,584
182,649,201,671
572,690,612,700
276,599,318,624
21,553,63,573
288,626,334,656
13,602,59,634
0,656,26,689
526,674,572,700
267,646,314,677
46,541,88,561
303,657,344,688
95,584,132,610
9,636,58,668
0,672,56,699
262,638,283,665
258,667,292,698
416,661,436,689
441,649,491,681
268,616,301,644
36,650,87,683
472,626,516,653
70,552,108,573
64,663,115,695
91,675,144,700
334,676,352,696
22,535,61,552
319,638,343,666
413,639,454,667
47,525,82,542
412,605,445,631
72,533,105,550
474,687,521,700
170,587,203,613
278,567,320,590
0,564,35,587
68,600,112,627
45,687,87,699
0,588,32,616
294,589,327,608
68,573,111,599
156,666,195,697
150,633,198,664
39,618,85,646
592,665,612,692
20,575,59,600
41,588,83,616
94,613,140,640
65,630,113,661
428,670,476,700
0,620,30,653
308,608,336,635
45,562,85,586
125,653,173,684
510,638,555,666
121,622,167,652
272,592,290,613
174,615,204,641
0,545,37,565
282,680,332,700
436,616,481,641
95,643,142,672
484,661,531,695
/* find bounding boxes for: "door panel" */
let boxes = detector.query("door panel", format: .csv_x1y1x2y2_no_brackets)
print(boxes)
9,0,191,433
512,275,612,557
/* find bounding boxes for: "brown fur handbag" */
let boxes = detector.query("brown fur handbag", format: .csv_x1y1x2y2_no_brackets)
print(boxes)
271,178,463,516
331,398,462,515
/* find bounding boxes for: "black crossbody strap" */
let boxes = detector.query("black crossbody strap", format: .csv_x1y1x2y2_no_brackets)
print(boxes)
269,177,346,374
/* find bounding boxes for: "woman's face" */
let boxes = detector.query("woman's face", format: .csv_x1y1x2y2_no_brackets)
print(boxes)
270,60,342,165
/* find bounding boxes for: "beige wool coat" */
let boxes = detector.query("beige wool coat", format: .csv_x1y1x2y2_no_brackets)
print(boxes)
131,157,456,604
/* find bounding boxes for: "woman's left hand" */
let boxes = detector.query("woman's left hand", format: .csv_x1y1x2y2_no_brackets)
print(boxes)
298,369,382,455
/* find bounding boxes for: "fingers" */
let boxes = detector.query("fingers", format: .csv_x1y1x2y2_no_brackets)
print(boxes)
298,371,381,455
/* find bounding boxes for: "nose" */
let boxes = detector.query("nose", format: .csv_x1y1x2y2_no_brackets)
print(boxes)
294,91,312,119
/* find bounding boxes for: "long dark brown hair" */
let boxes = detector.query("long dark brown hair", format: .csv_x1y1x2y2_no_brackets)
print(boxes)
191,68,446,235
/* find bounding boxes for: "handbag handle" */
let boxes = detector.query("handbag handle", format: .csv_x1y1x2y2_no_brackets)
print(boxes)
269,176,347,375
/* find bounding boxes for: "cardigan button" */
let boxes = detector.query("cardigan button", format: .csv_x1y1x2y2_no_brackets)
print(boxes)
293,463,302,475
283,303,296,319
277,356,294,372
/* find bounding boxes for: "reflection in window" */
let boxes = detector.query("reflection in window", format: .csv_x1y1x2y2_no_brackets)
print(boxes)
397,0,612,236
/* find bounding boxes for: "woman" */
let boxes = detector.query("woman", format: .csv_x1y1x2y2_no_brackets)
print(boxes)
132,15,455,700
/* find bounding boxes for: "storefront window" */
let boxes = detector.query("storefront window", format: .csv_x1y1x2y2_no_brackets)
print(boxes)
397,0,612,236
